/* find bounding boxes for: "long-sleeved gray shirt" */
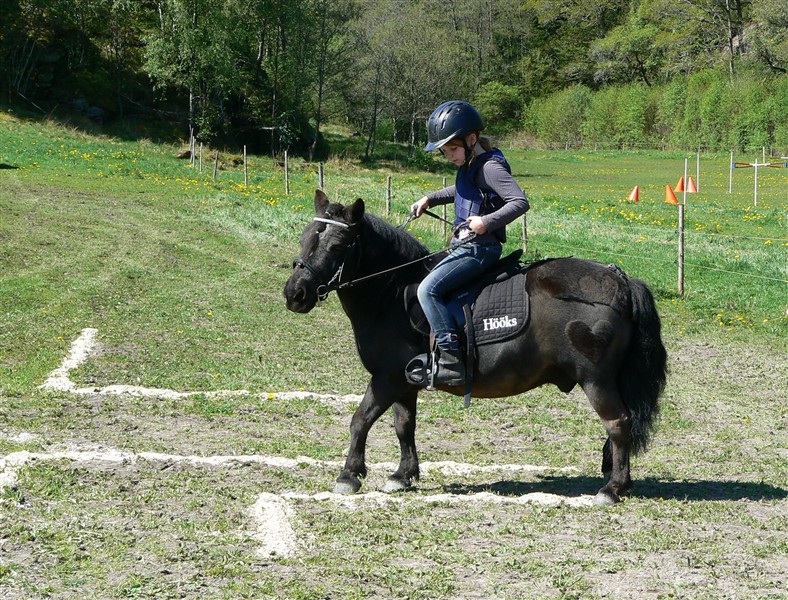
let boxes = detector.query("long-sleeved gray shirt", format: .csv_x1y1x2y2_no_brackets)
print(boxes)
425,159,529,244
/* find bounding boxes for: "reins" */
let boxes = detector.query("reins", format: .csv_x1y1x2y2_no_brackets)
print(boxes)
295,211,476,299
333,210,474,291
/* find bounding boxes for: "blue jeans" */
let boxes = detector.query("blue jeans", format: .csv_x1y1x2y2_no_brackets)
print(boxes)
417,241,502,351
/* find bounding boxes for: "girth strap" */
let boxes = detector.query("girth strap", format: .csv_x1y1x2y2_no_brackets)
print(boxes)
462,304,475,408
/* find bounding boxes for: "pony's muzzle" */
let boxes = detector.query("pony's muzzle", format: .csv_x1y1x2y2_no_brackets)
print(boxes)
283,275,317,313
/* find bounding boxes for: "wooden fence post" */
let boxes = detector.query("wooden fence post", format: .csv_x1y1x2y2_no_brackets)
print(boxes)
386,175,392,215
678,158,687,296
243,145,248,186
284,150,290,195
729,150,733,193
318,163,324,190
212,149,219,181
678,203,685,297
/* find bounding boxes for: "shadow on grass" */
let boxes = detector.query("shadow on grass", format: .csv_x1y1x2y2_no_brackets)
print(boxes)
443,475,787,502
0,163,19,169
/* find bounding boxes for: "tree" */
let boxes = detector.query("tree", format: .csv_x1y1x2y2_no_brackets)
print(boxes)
591,17,662,86
640,0,751,79
750,0,788,74
145,0,239,142
94,0,152,117
521,0,629,88
350,0,467,155
305,0,354,160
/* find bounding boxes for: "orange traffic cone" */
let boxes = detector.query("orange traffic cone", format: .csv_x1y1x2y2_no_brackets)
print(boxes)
665,185,679,205
687,176,697,193
675,176,685,192
628,185,639,202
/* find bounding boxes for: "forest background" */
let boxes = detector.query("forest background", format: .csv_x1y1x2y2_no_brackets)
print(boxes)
1,0,786,158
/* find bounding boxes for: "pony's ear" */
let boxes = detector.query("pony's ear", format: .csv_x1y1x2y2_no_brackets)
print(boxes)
314,189,329,215
347,198,365,224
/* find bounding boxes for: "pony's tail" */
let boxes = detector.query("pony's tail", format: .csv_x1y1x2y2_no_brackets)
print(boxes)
620,277,668,455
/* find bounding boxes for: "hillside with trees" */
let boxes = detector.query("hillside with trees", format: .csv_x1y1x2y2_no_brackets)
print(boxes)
1,0,785,155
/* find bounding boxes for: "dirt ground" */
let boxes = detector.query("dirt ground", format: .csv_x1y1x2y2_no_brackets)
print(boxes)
1,335,786,599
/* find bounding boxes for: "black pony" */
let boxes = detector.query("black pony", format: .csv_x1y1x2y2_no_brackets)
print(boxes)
284,190,667,505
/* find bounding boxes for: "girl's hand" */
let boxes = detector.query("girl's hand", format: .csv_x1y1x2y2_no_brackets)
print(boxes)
410,196,430,217
467,216,488,235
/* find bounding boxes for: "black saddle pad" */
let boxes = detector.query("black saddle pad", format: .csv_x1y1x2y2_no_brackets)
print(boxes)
471,271,528,345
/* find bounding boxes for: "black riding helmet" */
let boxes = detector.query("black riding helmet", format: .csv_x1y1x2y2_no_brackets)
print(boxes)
424,100,484,152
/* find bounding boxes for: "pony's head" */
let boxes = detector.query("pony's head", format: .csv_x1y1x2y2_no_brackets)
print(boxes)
284,190,364,313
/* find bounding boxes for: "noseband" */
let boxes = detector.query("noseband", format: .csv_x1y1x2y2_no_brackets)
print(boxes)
292,217,359,302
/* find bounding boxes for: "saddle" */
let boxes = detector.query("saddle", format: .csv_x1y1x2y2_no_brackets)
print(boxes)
404,249,531,406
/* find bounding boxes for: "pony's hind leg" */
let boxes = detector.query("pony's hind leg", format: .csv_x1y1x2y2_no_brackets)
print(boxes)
601,437,613,480
383,389,420,493
583,380,632,505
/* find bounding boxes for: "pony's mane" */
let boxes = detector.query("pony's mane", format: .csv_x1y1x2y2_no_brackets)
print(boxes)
362,212,429,262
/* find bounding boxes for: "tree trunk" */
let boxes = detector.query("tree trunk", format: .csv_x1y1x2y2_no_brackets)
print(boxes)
365,65,381,158
310,2,329,161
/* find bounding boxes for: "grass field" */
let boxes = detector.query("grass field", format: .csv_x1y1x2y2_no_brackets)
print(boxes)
1,111,786,599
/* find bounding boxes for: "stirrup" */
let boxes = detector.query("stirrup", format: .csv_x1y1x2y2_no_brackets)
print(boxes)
405,353,431,386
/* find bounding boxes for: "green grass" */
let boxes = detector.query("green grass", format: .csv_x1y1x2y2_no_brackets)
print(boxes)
2,112,784,397
1,110,786,599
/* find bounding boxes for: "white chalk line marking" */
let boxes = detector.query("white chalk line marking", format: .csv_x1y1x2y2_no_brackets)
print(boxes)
284,490,595,509
0,446,579,493
38,328,362,406
250,494,298,558
0,445,585,558
29,330,592,559
252,491,595,558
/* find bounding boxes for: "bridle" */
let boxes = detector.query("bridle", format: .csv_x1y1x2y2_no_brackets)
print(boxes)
292,216,360,302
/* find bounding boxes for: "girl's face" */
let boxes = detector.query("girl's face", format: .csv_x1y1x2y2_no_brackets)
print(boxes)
440,133,477,167
440,142,466,166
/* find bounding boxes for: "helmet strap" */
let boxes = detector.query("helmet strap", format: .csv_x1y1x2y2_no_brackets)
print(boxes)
463,134,478,165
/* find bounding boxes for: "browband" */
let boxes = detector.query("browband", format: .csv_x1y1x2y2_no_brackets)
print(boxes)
313,217,350,228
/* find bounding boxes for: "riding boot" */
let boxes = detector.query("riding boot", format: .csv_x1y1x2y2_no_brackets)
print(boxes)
433,348,466,386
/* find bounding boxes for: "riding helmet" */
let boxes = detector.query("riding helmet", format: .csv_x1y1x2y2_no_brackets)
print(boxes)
424,101,484,152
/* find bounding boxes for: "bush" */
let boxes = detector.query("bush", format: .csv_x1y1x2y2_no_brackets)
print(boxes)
699,78,731,149
729,74,782,152
680,70,725,149
519,69,787,151
770,77,788,151
524,85,591,148
656,77,687,148
583,87,618,148
617,84,652,148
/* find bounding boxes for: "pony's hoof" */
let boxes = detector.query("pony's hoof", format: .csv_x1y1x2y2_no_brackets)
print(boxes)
334,479,361,495
593,490,620,506
382,478,411,493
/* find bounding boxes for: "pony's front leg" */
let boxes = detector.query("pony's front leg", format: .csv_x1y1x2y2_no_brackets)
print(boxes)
383,388,420,493
335,376,396,495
